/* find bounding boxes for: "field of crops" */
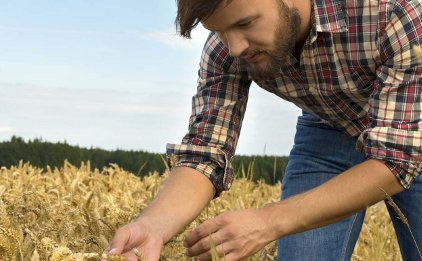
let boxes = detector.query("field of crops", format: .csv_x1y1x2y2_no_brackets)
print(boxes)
0,161,402,260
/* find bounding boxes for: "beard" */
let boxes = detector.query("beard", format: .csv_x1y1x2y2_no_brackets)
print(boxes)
246,2,301,80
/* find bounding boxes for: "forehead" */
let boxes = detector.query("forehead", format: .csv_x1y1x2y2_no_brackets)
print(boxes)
201,0,256,31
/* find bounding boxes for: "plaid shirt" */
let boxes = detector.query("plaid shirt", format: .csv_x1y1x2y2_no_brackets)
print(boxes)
167,0,422,196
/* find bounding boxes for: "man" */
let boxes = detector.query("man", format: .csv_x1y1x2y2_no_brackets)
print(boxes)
104,0,422,260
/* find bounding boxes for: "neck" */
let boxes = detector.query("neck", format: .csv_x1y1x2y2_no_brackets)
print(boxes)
293,0,312,56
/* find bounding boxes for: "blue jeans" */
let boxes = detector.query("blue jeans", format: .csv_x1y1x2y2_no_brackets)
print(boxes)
277,112,422,261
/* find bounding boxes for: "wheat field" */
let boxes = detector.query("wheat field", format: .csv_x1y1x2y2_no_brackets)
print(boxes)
0,161,402,260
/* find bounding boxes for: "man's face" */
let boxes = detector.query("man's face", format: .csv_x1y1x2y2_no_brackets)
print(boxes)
202,0,301,80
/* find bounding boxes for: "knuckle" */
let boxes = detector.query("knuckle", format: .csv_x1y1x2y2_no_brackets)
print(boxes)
223,226,235,238
199,239,209,250
194,227,206,238
227,230,235,238
217,213,230,223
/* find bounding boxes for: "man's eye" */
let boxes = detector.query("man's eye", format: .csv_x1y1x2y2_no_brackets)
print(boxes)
238,21,252,27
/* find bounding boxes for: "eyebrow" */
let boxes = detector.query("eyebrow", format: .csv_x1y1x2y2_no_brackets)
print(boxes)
231,16,257,27
203,15,258,32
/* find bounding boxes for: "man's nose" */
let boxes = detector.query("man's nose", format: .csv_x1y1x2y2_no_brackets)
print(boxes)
225,31,249,57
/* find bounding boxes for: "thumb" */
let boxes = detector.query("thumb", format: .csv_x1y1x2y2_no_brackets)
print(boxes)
105,227,134,255
106,247,121,255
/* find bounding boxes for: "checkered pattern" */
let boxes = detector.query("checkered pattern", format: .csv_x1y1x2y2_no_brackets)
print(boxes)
167,0,422,196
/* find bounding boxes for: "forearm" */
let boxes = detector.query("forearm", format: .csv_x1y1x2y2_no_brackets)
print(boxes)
265,159,404,239
137,167,215,243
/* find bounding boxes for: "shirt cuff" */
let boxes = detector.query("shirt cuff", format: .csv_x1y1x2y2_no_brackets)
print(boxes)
357,127,422,189
166,143,234,197
381,159,419,189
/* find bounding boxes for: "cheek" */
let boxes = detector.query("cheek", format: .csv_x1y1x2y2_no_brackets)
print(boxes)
247,32,275,50
247,24,279,48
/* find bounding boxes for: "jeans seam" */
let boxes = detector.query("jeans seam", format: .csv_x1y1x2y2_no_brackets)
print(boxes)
340,214,358,261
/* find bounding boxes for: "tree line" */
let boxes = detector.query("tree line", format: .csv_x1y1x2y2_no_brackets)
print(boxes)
0,136,288,184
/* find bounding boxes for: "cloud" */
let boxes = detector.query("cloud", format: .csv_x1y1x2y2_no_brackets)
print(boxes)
73,103,185,115
0,82,193,152
0,25,210,50
0,127,13,133
0,25,117,36
130,25,209,49
0,83,187,117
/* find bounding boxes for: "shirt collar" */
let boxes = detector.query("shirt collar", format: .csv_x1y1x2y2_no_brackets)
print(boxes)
312,0,349,33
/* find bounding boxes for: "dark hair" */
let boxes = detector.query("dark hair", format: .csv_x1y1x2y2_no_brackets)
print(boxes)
175,0,227,38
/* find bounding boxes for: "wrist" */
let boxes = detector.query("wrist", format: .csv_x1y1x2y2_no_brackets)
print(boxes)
260,203,290,241
261,199,304,240
134,214,170,243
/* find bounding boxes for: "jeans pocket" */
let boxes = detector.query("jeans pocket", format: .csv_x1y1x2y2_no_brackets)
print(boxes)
296,111,342,131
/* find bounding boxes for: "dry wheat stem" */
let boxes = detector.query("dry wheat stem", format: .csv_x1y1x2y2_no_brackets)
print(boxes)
379,187,422,259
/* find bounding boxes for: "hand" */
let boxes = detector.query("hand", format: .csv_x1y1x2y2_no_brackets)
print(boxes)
184,208,274,261
102,219,164,261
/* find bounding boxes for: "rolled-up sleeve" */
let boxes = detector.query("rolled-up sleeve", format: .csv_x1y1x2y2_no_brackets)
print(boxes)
166,32,251,197
358,0,422,188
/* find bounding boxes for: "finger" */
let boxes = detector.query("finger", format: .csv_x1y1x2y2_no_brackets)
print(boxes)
107,238,162,261
184,218,220,247
185,234,214,256
190,240,233,261
219,251,244,261
105,227,134,255
106,244,161,261
118,252,140,261
186,227,232,257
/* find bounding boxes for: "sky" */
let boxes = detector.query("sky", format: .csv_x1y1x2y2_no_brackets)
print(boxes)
0,1,301,156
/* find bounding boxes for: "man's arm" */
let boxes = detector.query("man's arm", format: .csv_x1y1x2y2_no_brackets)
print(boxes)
185,159,404,260
266,159,403,238
138,166,215,242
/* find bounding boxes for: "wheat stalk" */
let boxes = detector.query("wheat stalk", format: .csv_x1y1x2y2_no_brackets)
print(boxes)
379,188,422,259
